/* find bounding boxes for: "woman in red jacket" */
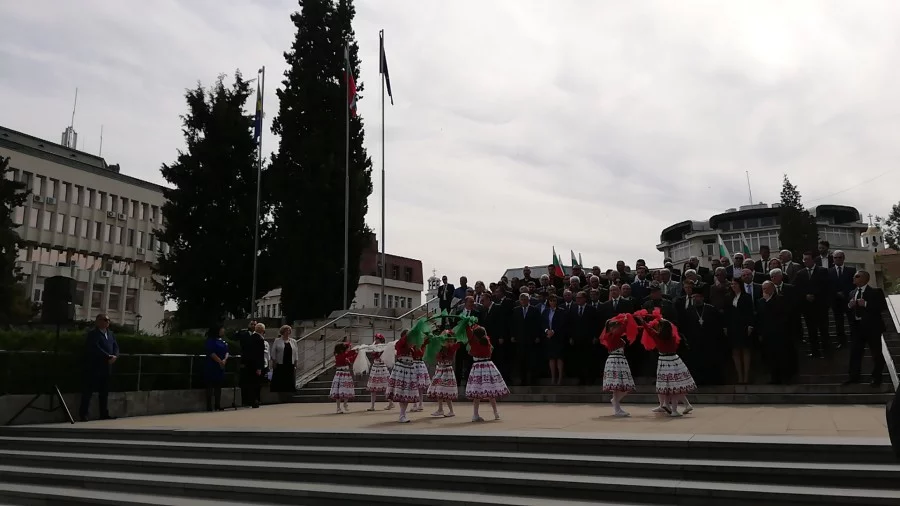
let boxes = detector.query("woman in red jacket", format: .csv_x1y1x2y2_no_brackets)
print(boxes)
329,342,358,414
427,334,459,418
465,325,509,422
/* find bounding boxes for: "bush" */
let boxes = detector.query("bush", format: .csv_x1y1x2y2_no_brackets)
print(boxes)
0,329,243,395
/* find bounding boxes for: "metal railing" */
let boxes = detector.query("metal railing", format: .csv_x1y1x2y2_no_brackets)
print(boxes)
292,297,438,388
0,350,243,395
882,296,900,391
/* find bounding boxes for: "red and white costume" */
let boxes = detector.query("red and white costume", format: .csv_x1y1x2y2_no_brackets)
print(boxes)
412,344,430,394
640,315,696,395
329,347,358,401
600,313,638,393
385,335,420,403
366,341,390,394
427,342,460,401
464,328,510,400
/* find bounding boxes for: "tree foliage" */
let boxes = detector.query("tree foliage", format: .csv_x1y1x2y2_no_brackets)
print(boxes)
155,73,272,329
876,204,900,251
0,156,31,326
778,175,819,259
267,0,373,322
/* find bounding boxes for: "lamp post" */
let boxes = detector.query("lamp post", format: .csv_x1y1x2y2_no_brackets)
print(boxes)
136,314,142,334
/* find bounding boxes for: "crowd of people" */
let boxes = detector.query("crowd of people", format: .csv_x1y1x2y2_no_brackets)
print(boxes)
433,240,888,389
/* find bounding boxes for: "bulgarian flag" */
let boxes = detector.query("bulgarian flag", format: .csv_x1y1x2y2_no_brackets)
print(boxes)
716,234,731,259
551,247,565,277
578,252,583,267
739,232,752,257
570,250,578,268
344,44,358,117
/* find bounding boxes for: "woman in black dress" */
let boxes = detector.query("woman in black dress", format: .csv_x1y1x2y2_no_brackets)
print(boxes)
269,325,298,393
725,278,755,384
541,294,567,385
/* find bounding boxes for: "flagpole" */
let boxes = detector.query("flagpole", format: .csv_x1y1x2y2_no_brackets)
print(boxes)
379,30,386,309
251,66,265,318
343,43,350,310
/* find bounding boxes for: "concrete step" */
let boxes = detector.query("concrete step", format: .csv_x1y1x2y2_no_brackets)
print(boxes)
0,430,894,464
0,462,898,506
0,483,275,506
292,392,895,404
2,446,898,491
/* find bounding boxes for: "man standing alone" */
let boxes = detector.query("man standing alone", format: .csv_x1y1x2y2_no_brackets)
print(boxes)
79,314,118,421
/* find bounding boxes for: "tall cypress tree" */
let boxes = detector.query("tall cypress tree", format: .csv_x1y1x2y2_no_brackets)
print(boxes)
156,72,271,329
0,156,30,325
269,0,373,322
778,175,819,258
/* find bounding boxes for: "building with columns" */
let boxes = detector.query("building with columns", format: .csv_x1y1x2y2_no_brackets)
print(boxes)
2,125,167,333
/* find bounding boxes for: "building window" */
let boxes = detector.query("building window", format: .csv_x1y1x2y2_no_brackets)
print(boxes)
80,219,89,238
91,284,104,309
46,179,57,199
391,265,399,279
408,297,413,308
373,293,379,307
75,282,87,306
41,210,51,231
114,226,123,245
13,206,24,225
404,267,413,282
104,224,112,243
93,221,102,240
148,234,156,250
109,286,122,309
67,216,77,235
720,230,781,257
27,208,38,228
127,229,135,247
668,241,693,263
34,176,44,197
54,213,64,233
137,230,144,248
387,295,393,308
150,206,158,222
125,288,137,312
819,227,857,248
61,183,70,202
120,197,127,215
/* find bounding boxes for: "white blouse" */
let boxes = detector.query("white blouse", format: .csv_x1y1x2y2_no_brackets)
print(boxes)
269,338,299,366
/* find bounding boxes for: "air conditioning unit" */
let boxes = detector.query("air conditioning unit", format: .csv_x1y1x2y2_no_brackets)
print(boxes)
136,247,146,255
117,213,127,220
106,211,116,219
32,195,43,203
99,270,112,278
45,197,57,205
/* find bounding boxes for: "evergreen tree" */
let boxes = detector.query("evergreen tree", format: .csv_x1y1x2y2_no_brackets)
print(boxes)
156,73,271,329
778,175,819,259
268,0,373,321
0,156,30,325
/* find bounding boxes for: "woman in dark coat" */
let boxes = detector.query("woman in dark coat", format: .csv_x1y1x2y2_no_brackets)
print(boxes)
204,325,229,411
725,278,755,384
541,294,568,385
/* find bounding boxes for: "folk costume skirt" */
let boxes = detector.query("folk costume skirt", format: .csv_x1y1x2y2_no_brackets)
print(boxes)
655,353,696,395
602,348,635,393
329,366,356,401
427,362,458,401
414,359,430,392
465,357,510,400
386,357,420,403
366,360,390,393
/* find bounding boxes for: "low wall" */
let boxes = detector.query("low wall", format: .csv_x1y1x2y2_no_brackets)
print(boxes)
1,388,283,426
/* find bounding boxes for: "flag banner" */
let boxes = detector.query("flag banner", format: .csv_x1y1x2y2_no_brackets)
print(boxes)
578,252,583,267
717,234,731,259
570,250,578,268
379,31,394,105
345,44,358,117
253,80,262,142
552,247,565,277
739,232,752,257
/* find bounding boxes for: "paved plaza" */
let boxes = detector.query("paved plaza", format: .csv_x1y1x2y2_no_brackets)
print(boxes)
60,402,890,439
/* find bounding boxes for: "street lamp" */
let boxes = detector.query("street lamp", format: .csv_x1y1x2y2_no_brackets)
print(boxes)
136,314,142,334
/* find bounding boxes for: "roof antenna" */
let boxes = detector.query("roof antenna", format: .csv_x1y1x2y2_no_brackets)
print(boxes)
70,88,78,130
99,125,104,156
745,171,753,205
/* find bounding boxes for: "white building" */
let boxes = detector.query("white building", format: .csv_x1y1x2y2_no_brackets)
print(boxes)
2,125,167,333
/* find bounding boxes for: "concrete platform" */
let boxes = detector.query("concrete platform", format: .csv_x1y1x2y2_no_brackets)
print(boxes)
61,402,890,438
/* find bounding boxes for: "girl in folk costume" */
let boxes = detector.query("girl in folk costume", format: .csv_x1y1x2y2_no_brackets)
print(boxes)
465,325,510,422
410,341,430,413
426,332,459,418
385,329,420,423
364,334,393,411
329,342,359,414
636,309,696,417
600,313,639,417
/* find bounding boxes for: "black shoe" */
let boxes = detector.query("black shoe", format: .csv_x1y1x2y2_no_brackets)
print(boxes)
251,404,260,409
99,415,117,420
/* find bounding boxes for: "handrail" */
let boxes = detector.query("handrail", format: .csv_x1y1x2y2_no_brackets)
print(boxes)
295,297,438,343
0,350,241,358
882,296,900,391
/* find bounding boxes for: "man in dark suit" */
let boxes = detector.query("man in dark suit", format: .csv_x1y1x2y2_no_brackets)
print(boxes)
770,268,800,379
793,251,832,358
756,281,792,384
510,293,541,385
817,240,835,270
844,270,887,386
681,290,725,385
739,268,764,301
779,249,803,283
726,253,745,281
454,296,481,381
687,256,711,284
568,290,600,385
243,323,267,408
754,245,773,275
480,293,511,381
437,276,455,314
630,266,651,302
829,250,856,349
79,313,119,421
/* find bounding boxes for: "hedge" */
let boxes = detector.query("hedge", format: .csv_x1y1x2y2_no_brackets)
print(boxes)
0,330,243,395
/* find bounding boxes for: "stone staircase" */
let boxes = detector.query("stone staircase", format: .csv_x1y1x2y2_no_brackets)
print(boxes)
0,426,896,505
293,309,899,405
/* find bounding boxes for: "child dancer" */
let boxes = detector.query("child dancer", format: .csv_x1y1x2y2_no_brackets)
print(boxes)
329,342,358,413
465,325,510,422
385,330,419,423
637,310,696,417
365,334,393,411
427,335,459,417
410,341,430,413
600,313,638,417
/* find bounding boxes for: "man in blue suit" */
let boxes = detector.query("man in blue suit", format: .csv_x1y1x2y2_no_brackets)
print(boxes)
79,313,119,421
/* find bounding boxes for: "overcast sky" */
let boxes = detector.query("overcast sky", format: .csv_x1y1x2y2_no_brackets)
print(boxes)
4,0,900,288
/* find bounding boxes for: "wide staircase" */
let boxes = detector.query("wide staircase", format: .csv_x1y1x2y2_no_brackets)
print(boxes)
0,426,897,505
294,302,900,405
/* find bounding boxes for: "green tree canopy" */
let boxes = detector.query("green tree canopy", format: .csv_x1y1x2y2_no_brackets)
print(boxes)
0,156,31,326
778,175,819,259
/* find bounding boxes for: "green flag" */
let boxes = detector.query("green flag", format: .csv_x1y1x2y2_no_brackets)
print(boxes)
717,234,731,259
739,232,752,257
